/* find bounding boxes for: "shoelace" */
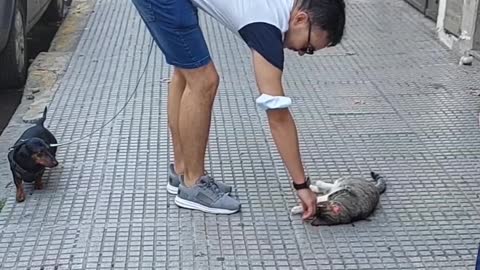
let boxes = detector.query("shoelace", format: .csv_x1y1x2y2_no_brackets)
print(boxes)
201,176,223,197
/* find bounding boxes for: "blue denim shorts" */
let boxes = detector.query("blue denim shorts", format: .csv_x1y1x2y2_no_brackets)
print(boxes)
131,0,211,69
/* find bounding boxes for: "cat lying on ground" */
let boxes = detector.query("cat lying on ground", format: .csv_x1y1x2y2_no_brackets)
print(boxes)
291,172,386,226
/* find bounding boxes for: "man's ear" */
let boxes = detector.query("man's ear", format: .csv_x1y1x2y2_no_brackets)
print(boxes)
292,11,309,25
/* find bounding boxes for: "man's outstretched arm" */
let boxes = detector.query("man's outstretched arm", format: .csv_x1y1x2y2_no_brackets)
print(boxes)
251,50,316,220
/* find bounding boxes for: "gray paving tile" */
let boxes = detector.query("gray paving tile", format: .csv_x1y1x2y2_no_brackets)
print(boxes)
0,0,479,269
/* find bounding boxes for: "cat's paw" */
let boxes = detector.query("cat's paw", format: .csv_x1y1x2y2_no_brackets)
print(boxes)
309,185,320,193
291,205,304,215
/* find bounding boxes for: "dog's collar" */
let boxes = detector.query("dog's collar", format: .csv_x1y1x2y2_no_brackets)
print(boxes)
9,139,56,152
8,139,28,152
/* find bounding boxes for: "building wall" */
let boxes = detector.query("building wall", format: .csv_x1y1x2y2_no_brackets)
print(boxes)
406,0,479,55
473,1,480,49
436,0,479,55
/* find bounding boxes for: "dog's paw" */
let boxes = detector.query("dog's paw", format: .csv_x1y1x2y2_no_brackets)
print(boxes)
16,191,25,202
34,181,44,190
16,183,25,202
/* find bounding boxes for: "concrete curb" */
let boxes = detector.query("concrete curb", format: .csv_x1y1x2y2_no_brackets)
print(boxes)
23,0,96,122
0,0,96,205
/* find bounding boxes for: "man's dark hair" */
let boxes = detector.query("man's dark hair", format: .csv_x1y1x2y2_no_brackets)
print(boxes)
304,0,346,46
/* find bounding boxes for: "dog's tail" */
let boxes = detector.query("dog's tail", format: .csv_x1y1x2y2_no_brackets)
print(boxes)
38,107,48,126
370,171,386,194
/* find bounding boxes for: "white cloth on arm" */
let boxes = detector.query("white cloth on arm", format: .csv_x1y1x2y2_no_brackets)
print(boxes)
255,94,292,111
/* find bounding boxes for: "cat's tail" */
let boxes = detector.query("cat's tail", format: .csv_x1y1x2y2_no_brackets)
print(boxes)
370,171,386,194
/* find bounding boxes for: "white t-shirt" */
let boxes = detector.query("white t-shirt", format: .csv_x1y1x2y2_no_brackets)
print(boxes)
191,0,295,71
191,0,294,35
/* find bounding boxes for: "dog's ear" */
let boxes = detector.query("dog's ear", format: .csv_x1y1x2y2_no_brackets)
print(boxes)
17,144,32,159
24,141,32,151
23,138,48,153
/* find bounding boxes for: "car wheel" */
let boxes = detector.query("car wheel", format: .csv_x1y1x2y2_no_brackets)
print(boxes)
0,2,27,90
45,0,65,22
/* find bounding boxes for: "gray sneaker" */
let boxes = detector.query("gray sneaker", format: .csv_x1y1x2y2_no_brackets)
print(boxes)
167,163,232,195
174,176,241,214
166,164,182,194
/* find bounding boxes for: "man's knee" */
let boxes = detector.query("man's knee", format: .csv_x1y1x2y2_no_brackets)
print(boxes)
193,63,219,91
171,68,186,86
183,62,219,99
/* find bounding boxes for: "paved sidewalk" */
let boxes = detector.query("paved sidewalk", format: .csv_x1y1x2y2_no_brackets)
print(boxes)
1,0,480,269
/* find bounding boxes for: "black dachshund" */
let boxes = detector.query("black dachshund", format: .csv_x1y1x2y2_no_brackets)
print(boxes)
8,107,58,202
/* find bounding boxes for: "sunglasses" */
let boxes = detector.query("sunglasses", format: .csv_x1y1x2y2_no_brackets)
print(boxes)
301,0,315,55
303,19,315,55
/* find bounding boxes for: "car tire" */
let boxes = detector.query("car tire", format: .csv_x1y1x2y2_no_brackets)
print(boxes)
44,0,65,22
0,1,27,90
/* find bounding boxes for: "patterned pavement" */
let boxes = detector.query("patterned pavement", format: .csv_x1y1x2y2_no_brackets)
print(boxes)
0,0,479,269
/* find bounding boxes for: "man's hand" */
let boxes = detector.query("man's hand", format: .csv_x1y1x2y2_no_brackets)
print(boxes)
297,188,317,220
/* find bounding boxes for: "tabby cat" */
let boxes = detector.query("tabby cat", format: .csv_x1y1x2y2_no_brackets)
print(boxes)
291,172,386,226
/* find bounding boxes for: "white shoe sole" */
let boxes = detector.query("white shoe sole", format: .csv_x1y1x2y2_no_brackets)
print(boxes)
174,196,240,214
166,183,178,194
167,182,231,195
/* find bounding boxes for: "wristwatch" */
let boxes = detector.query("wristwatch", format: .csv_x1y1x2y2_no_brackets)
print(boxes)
293,177,311,190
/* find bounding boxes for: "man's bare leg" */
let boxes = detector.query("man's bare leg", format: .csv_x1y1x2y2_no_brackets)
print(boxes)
178,62,219,187
168,68,187,174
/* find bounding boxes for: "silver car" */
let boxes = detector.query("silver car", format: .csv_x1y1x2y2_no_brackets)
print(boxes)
0,0,64,89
